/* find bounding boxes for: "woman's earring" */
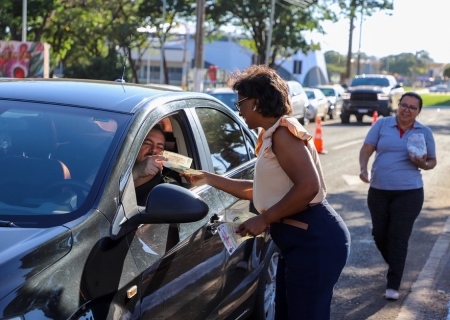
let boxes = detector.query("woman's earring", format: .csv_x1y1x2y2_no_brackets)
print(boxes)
253,105,257,111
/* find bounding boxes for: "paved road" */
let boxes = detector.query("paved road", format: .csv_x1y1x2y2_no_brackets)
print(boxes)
303,107,450,319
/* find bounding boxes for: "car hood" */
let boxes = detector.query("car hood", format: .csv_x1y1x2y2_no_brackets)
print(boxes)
0,226,72,301
348,85,390,94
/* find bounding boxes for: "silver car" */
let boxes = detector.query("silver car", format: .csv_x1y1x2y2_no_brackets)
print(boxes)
286,80,309,125
304,88,330,122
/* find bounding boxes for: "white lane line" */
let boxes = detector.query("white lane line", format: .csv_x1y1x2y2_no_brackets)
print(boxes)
331,139,365,151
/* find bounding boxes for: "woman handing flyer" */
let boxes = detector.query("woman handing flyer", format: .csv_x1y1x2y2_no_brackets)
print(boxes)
183,65,350,320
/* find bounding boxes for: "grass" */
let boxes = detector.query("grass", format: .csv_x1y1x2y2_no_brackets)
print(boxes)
420,94,450,107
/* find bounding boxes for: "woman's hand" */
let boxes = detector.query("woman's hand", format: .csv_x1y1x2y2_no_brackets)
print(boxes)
180,170,209,186
359,169,370,183
238,215,269,237
409,153,428,169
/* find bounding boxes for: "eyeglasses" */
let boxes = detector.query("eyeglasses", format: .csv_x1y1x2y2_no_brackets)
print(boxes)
398,102,419,112
233,97,249,111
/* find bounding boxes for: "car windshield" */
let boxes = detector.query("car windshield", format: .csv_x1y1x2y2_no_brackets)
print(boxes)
318,88,335,96
305,91,315,99
351,77,390,87
208,93,238,111
0,101,129,227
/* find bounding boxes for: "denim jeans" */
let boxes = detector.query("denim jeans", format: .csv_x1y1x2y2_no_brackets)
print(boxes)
270,200,350,320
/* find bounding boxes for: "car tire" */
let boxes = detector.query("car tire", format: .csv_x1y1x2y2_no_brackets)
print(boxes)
329,107,336,120
356,114,364,122
340,113,350,124
299,115,309,126
250,244,279,320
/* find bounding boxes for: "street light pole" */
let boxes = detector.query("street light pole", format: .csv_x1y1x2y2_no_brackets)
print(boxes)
22,0,27,42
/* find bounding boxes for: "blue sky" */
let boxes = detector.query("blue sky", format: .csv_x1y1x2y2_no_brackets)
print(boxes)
307,0,449,63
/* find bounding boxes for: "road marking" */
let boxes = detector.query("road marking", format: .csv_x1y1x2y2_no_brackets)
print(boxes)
342,174,364,186
396,213,450,320
332,139,365,150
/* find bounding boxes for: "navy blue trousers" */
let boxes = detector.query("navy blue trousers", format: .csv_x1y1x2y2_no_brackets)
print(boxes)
270,200,350,320
367,187,424,291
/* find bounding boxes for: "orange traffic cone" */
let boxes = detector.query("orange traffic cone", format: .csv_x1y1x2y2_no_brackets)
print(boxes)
372,111,378,126
314,118,328,154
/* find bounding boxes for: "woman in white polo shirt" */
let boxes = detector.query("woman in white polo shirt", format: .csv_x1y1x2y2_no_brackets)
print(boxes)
359,92,437,300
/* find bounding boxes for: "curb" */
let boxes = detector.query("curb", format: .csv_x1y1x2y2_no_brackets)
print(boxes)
395,214,450,319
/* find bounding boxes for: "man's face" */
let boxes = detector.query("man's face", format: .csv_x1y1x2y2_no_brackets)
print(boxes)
136,129,165,164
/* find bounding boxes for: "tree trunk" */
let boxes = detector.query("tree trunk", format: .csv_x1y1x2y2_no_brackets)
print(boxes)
345,13,355,84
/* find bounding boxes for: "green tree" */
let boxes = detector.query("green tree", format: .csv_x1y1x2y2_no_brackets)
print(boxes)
205,0,337,68
136,0,195,84
380,52,427,77
444,66,450,79
336,0,393,82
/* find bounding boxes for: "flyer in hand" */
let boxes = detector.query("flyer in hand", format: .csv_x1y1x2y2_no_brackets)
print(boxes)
214,210,265,255
162,151,202,175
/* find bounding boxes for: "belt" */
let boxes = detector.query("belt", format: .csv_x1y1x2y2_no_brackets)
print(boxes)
276,202,320,231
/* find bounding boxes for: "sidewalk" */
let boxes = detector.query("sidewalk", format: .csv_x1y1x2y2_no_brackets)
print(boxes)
396,214,450,320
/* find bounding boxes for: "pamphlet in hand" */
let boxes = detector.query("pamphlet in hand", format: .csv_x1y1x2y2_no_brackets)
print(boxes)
162,151,202,175
214,210,266,255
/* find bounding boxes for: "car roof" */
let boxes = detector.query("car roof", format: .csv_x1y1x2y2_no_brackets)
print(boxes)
205,87,235,94
0,78,208,114
355,74,394,79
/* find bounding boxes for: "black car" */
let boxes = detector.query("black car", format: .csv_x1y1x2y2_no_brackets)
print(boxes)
0,79,278,320
340,74,404,123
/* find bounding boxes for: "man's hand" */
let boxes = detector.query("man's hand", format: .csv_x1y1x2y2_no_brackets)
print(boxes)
359,169,370,183
133,155,168,180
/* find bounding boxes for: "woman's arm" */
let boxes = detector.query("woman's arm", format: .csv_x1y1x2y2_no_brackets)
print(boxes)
239,126,320,236
182,171,253,200
359,143,376,183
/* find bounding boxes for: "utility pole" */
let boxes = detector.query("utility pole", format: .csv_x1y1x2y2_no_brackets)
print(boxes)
356,6,363,75
22,0,27,41
265,0,276,67
193,0,205,92
160,0,166,84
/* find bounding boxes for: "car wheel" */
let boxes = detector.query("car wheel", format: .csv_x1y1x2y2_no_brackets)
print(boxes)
329,107,336,120
340,113,350,124
250,244,279,320
356,115,364,122
298,114,309,126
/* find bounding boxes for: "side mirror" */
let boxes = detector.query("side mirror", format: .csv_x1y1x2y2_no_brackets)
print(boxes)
144,184,209,223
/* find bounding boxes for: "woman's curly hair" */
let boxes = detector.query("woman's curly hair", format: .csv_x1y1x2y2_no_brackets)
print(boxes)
227,65,292,117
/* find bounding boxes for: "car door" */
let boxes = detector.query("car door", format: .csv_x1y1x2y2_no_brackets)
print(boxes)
121,103,228,320
192,105,268,319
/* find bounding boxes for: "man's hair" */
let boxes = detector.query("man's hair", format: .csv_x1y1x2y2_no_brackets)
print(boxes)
151,124,166,141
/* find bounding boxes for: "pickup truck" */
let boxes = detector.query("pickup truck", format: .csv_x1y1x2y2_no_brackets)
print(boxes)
340,74,405,123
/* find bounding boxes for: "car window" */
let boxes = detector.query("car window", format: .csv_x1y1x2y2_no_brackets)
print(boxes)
195,108,249,175
319,88,335,96
208,93,238,112
305,91,315,99
0,101,128,225
351,77,390,87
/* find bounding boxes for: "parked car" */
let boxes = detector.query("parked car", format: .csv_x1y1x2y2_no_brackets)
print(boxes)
286,80,309,125
428,84,449,93
0,79,279,320
341,74,404,123
205,87,239,114
316,84,345,120
304,88,329,122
